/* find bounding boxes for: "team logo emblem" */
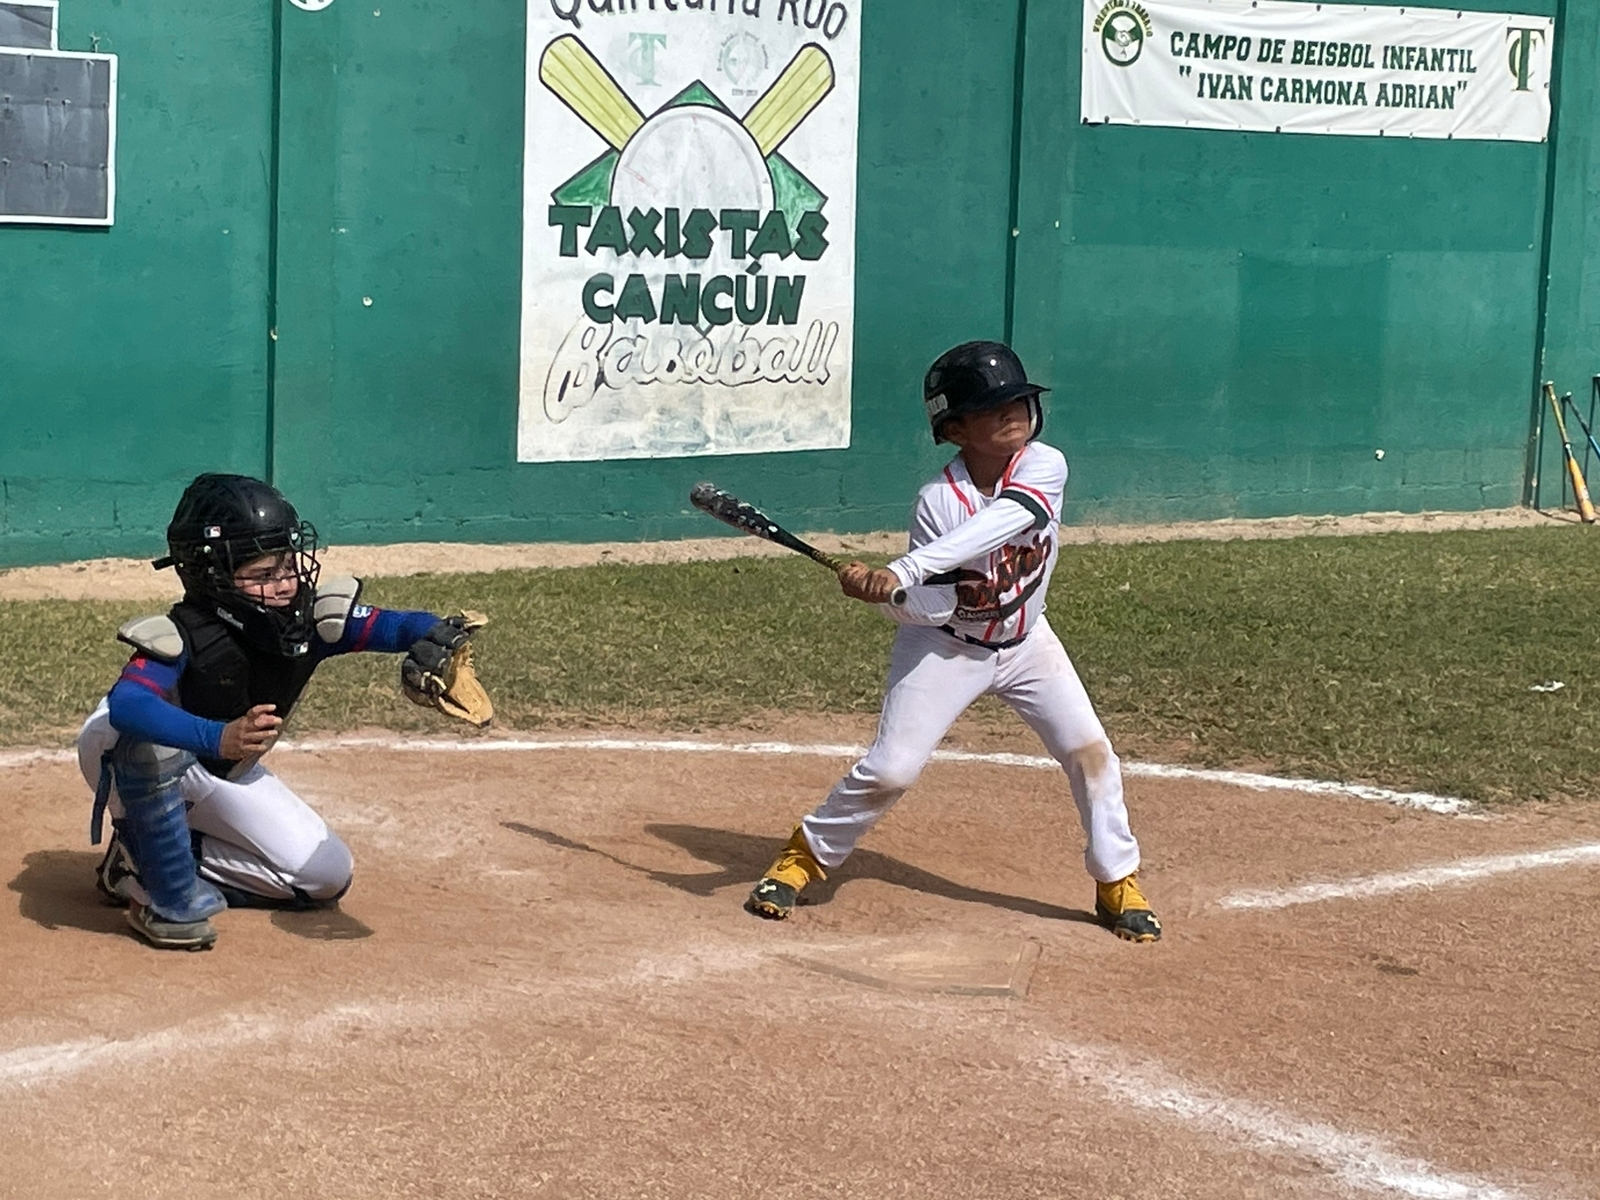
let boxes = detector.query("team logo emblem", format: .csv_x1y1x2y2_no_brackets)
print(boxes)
288,0,335,10
1093,1,1153,68
719,31,769,90
627,33,667,87
1505,26,1544,92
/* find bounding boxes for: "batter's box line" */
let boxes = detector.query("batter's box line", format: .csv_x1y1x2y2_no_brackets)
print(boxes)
1030,1037,1551,1200
1215,842,1600,913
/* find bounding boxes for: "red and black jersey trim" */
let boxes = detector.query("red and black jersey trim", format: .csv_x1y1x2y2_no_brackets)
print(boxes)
993,571,1047,619
997,488,1050,530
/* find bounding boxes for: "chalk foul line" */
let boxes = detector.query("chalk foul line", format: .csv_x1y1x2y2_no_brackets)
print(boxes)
1218,843,1600,912
0,941,769,1096
0,736,1473,814
274,735,1474,815
1036,1039,1540,1200
0,967,1550,1199
0,1000,438,1092
0,748,75,769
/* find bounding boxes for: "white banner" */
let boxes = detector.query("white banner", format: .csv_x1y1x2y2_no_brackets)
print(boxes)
518,1,859,463
1082,0,1554,142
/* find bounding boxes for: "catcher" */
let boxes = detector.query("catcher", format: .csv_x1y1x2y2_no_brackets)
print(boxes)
75,473,493,951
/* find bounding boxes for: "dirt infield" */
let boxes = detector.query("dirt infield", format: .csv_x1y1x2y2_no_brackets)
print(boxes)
0,506,1562,601
3,716,1597,1199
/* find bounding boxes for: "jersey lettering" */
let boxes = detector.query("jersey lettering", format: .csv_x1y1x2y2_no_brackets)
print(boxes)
951,533,1052,622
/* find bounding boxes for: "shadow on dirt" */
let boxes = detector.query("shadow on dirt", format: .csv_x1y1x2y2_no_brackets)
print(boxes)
8,850,376,942
270,908,375,941
502,821,1098,926
8,849,129,937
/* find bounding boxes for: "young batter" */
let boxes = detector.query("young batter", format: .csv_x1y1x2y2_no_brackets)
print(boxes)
78,473,482,951
746,341,1161,942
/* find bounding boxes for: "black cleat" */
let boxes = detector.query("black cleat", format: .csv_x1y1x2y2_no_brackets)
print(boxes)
1095,874,1162,943
95,836,139,907
746,877,799,920
125,904,218,952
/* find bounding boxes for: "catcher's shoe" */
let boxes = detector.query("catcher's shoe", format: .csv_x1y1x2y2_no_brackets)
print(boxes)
1095,873,1162,943
95,835,140,907
746,827,827,921
125,904,218,952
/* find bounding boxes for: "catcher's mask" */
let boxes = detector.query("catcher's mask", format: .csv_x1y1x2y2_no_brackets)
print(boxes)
155,473,322,657
923,340,1049,445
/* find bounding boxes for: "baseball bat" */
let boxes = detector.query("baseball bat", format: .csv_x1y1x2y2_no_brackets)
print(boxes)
1545,382,1597,524
540,35,645,151
1586,377,1599,479
1565,389,1600,471
742,43,835,157
689,482,847,571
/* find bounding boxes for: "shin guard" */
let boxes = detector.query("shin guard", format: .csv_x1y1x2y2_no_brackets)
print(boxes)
110,740,226,924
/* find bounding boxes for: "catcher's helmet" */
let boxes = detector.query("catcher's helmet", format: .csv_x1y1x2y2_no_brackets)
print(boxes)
155,474,321,656
923,341,1048,444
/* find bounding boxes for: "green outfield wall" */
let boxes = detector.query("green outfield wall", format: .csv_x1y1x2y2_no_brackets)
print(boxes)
0,0,1590,566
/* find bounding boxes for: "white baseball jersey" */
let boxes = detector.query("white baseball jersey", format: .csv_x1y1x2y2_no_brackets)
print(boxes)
886,442,1067,646
805,439,1139,880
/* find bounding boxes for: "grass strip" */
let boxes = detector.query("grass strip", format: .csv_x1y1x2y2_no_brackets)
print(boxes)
1,527,1595,803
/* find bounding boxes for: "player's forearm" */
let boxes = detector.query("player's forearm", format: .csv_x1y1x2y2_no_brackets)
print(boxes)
107,680,225,758
877,585,957,626
887,499,1037,587
334,608,443,655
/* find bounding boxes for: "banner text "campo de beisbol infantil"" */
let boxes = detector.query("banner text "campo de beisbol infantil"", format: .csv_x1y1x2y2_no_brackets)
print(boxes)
1082,0,1553,142
518,0,860,464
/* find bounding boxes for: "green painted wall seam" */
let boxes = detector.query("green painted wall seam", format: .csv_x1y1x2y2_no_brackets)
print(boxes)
264,0,285,484
1525,0,1569,505
1002,0,1030,345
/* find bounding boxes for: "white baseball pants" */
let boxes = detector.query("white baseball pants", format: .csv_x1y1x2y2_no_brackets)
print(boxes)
801,618,1142,882
78,700,353,903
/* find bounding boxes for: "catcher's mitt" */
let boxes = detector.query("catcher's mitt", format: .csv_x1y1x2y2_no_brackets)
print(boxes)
401,611,494,728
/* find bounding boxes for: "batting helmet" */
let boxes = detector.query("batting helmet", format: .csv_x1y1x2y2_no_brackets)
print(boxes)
923,341,1048,444
155,474,321,656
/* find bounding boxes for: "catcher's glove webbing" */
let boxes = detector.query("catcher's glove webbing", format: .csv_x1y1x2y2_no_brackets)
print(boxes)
401,611,494,728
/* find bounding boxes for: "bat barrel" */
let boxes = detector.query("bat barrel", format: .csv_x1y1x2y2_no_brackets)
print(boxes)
540,34,644,152
743,43,835,156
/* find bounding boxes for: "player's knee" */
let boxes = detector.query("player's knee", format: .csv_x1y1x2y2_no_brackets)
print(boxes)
111,738,195,798
1065,739,1118,782
857,754,925,795
295,833,354,900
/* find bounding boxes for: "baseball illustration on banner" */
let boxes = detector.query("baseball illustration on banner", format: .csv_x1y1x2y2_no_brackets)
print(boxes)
518,3,860,463
288,0,335,10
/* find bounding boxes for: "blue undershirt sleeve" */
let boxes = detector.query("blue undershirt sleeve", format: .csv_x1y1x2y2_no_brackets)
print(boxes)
330,607,442,656
106,657,225,759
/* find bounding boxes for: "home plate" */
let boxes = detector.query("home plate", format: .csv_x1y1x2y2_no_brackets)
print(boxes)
784,937,1042,998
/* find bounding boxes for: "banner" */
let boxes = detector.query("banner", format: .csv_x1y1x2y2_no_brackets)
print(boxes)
1082,0,1554,142
518,1,860,464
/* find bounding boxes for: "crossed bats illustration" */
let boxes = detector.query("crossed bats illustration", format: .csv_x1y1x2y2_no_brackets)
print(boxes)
539,34,835,159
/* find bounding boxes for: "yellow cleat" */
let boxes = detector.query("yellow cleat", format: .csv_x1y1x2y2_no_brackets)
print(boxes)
746,826,827,920
1095,873,1162,943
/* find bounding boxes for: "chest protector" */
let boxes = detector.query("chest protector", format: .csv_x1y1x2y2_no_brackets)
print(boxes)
170,602,320,775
